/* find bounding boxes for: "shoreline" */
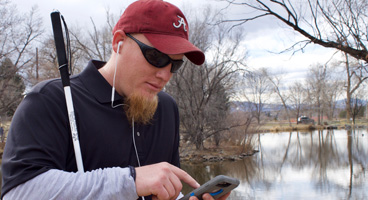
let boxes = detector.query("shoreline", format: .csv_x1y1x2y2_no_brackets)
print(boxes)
179,124,368,162
256,123,367,133
180,148,259,163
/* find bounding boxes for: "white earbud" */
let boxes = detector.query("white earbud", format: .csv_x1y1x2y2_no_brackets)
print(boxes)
111,40,124,108
117,41,123,53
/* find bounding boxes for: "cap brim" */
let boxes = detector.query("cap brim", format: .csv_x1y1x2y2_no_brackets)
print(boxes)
144,33,205,65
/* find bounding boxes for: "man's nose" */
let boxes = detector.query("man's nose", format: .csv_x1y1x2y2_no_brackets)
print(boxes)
156,64,173,82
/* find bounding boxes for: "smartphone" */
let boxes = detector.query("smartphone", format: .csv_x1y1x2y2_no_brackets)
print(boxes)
180,175,240,200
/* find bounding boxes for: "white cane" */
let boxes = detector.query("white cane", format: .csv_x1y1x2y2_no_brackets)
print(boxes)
51,11,84,173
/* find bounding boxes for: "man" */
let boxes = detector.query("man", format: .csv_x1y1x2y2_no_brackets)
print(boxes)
1,0,231,200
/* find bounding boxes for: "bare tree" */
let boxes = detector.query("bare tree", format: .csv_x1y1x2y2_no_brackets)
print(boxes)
310,59,344,121
265,70,291,126
226,104,257,153
349,93,365,125
288,82,307,123
0,3,43,72
324,78,342,120
221,0,368,122
25,34,85,88
240,68,272,124
339,53,368,120
25,41,58,87
166,6,247,150
306,63,329,125
0,1,43,116
26,8,119,88
70,9,118,63
221,0,368,63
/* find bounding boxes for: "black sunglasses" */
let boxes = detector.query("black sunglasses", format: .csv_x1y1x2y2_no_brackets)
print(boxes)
126,33,184,73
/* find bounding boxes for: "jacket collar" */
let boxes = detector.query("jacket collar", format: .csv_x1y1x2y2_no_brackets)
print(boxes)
78,60,123,104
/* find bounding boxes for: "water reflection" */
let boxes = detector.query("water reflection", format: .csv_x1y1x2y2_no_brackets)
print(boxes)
181,129,368,200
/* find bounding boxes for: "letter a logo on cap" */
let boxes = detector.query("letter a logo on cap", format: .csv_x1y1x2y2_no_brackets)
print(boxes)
173,15,187,32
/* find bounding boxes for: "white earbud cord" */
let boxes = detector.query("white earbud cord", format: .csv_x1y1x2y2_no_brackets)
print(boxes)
132,117,141,167
132,117,145,200
111,43,125,108
111,44,144,199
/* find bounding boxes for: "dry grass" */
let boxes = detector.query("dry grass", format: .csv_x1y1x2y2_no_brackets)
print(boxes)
0,120,11,163
179,140,248,162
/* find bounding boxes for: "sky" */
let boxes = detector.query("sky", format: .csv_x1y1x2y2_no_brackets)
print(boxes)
13,0,338,85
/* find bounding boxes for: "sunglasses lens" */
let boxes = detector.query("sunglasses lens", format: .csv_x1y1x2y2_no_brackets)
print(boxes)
127,33,184,73
170,60,184,73
145,49,170,68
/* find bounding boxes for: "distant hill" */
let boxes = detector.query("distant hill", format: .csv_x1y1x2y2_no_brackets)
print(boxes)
336,99,367,109
230,101,286,112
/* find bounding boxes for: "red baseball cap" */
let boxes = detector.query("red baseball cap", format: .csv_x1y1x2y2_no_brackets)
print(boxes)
113,0,205,65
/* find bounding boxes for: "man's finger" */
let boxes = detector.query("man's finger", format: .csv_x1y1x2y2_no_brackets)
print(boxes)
169,173,183,199
203,192,231,200
218,192,231,200
189,196,199,200
155,184,170,200
162,179,176,200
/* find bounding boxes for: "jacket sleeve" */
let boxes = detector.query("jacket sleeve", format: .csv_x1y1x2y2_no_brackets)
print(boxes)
3,168,138,200
1,90,75,196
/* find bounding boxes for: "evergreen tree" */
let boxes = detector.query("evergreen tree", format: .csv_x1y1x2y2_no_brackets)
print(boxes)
0,58,25,116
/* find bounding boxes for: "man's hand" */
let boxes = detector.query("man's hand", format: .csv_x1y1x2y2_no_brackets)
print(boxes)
135,162,200,200
189,192,231,200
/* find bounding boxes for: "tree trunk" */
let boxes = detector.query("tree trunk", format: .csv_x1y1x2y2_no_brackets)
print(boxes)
345,53,352,121
346,92,352,121
194,133,204,150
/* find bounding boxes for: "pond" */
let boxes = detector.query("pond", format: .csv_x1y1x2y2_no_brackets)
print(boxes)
181,129,368,200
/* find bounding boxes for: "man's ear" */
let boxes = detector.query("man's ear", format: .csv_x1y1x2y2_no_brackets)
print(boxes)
112,30,126,53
